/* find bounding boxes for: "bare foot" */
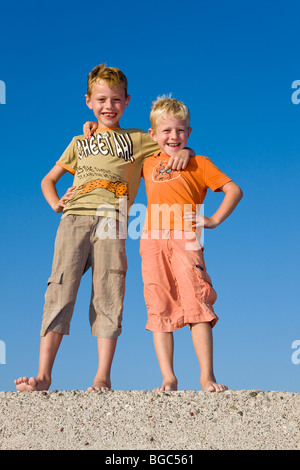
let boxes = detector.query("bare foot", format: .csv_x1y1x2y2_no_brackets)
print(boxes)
87,379,111,391
14,376,51,392
153,379,178,392
201,376,228,392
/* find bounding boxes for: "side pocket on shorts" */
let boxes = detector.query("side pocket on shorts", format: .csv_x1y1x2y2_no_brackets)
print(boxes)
44,271,64,311
192,265,217,305
102,268,127,317
194,263,213,286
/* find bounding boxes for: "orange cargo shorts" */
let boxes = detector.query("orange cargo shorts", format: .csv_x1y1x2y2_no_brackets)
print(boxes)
140,230,218,332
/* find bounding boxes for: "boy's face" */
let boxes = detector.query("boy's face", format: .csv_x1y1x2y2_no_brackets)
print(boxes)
149,115,192,158
85,79,130,129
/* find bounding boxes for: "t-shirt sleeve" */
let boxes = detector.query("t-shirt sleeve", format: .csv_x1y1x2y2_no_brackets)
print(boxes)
204,157,232,192
56,138,77,175
141,132,160,159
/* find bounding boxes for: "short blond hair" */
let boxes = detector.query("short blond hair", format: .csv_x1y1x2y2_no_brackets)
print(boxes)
150,95,191,131
87,63,128,97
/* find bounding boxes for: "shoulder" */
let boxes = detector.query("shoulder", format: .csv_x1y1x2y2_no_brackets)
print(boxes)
142,152,160,170
66,135,85,145
192,155,217,169
187,154,207,170
194,155,207,163
114,128,147,135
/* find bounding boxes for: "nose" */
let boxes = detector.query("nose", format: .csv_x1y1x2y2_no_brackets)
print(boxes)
170,129,179,139
105,98,114,109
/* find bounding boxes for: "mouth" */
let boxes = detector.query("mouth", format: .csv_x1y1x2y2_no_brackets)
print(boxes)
102,113,117,118
167,143,181,148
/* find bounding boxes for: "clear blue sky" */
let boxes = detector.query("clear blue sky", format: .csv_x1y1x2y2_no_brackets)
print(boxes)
1,0,299,392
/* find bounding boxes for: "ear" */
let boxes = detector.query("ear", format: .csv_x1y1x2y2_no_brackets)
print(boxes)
85,94,93,110
125,94,131,108
148,128,157,142
188,127,192,137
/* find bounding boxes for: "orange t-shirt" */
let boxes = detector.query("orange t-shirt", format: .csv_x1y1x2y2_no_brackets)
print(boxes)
142,152,232,231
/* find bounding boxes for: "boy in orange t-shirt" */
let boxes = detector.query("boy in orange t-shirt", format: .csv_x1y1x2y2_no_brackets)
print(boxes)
140,96,243,392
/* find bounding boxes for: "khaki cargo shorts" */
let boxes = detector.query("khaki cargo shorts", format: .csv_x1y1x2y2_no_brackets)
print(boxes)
41,215,127,338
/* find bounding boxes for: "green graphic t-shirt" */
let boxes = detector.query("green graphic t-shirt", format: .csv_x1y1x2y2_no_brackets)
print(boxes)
57,128,159,220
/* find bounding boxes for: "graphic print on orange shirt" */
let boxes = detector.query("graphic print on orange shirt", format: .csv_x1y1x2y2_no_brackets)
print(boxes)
153,161,181,183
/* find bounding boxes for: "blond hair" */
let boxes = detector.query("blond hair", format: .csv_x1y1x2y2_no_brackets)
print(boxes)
87,63,128,97
150,95,191,131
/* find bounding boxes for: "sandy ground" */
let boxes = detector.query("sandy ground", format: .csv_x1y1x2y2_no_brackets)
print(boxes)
0,389,299,450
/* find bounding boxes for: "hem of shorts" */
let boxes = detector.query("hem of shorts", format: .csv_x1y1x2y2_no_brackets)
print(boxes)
40,323,70,337
91,328,122,339
146,314,219,332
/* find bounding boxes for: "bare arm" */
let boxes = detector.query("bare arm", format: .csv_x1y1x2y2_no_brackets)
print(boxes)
205,181,243,228
41,164,75,213
83,121,98,139
164,147,196,171
82,122,195,171
184,181,243,229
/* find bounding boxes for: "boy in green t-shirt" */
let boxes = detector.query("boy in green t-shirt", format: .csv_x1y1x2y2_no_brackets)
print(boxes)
15,64,192,392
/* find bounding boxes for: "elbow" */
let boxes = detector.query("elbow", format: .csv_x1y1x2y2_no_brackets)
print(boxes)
237,186,243,201
225,181,243,201
41,175,47,191
231,181,243,201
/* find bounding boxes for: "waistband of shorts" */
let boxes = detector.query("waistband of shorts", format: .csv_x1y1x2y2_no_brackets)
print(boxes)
141,229,202,241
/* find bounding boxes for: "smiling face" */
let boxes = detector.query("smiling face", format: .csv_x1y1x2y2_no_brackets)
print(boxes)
149,115,192,158
85,79,130,129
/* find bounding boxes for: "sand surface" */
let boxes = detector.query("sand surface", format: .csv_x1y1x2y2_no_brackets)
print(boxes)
0,389,299,450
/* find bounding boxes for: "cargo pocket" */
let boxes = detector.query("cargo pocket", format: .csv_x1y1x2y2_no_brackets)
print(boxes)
106,268,126,312
194,262,213,286
192,264,217,305
44,271,64,312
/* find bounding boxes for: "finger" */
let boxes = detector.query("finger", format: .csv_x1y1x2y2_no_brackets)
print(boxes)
183,212,196,219
83,127,91,139
64,194,74,201
173,161,183,171
181,160,188,170
170,158,180,170
164,157,174,170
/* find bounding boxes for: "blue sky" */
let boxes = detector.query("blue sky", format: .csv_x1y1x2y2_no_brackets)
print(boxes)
0,0,299,393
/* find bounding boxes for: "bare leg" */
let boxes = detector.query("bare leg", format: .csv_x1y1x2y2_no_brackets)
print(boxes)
191,322,227,392
87,337,117,391
152,331,178,391
15,330,63,391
